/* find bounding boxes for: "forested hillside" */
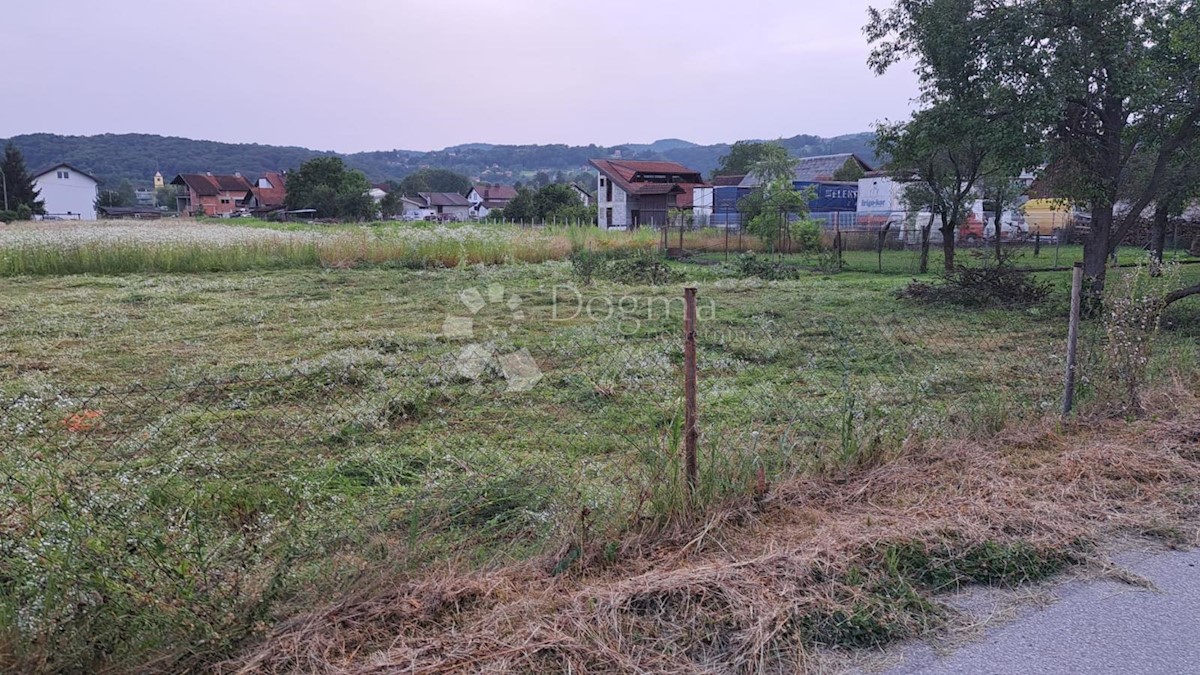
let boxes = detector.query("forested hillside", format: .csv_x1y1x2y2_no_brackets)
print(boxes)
0,132,878,187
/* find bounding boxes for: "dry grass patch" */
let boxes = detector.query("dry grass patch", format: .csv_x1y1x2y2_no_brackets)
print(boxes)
225,386,1200,674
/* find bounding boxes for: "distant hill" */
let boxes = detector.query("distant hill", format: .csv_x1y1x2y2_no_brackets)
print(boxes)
0,132,879,188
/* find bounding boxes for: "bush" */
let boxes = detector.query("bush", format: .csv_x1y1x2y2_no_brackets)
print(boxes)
0,210,16,223
898,251,1050,308
603,252,683,285
15,204,32,221
569,248,606,285
730,252,799,280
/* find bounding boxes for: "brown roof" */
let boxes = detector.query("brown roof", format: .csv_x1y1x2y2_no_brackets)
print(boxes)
171,173,253,196
712,175,746,186
589,159,708,196
248,171,287,208
473,184,517,201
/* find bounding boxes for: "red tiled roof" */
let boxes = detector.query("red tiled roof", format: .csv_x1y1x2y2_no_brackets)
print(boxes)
249,171,287,208
214,174,253,192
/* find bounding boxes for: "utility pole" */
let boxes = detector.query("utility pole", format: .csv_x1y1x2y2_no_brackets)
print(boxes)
2,170,8,211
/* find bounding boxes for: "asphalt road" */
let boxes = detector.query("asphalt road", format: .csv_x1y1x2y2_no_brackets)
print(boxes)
884,549,1200,675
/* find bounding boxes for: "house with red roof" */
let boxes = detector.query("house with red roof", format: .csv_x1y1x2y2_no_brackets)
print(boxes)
242,172,288,215
589,159,712,229
170,172,254,217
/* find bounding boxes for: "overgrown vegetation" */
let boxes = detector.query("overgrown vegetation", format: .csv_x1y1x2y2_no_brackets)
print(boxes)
899,251,1051,307
729,252,800,280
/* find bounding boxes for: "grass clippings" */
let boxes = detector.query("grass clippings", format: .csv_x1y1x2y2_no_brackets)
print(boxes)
224,385,1200,674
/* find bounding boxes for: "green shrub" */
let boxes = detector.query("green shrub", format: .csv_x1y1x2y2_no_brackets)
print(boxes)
603,252,683,285
731,252,799,280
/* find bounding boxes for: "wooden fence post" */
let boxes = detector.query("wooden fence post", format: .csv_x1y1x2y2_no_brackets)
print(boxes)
683,287,698,494
1063,262,1084,415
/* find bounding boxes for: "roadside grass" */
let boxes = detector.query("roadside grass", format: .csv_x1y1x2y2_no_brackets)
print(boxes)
227,386,1200,673
0,252,1196,671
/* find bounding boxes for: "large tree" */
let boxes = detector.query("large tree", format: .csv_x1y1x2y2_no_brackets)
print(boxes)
396,168,472,197
284,157,375,220
875,104,992,272
1,143,45,214
713,141,791,179
868,0,1200,304
96,179,138,210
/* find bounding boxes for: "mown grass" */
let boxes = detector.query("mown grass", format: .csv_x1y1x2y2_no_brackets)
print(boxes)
0,248,1197,671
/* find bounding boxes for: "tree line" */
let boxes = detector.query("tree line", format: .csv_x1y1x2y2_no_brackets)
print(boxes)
867,0,1200,308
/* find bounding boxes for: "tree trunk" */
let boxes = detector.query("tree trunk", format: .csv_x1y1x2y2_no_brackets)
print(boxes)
994,209,1004,263
1150,204,1168,276
1082,204,1114,308
941,221,956,272
919,216,934,274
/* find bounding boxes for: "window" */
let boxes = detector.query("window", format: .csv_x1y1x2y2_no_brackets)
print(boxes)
57,170,70,180
220,198,231,204
606,179,613,202
605,207,613,227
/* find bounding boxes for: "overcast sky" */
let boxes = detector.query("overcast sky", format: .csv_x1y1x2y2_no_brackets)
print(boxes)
2,0,918,153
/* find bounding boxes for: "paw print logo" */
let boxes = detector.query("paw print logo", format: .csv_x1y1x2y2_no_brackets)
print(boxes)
441,284,543,392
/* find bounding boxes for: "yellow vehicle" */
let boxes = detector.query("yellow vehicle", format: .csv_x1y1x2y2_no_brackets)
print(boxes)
1022,199,1074,236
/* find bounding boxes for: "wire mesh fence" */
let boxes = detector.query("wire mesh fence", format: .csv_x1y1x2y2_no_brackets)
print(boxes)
0,301,1159,669
652,219,1200,275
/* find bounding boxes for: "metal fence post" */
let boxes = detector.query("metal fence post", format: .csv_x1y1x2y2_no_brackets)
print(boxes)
683,287,698,494
1063,262,1084,415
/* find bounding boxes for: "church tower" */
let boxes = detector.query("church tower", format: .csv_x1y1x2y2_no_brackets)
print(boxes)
153,171,164,189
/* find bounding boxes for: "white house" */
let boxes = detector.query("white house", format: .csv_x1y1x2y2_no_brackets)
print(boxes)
32,163,99,220
568,183,593,207
400,196,434,220
466,184,518,219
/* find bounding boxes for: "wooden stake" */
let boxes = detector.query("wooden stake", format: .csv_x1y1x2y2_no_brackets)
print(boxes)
683,287,698,494
1063,263,1084,415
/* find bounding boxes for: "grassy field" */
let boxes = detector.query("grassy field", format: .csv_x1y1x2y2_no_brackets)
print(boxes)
1,220,1197,671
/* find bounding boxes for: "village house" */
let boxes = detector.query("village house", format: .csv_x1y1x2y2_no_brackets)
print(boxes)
466,184,518,219
242,171,288,216
568,182,594,207
412,191,472,221
31,163,100,220
589,159,712,229
171,172,253,217
400,196,432,220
